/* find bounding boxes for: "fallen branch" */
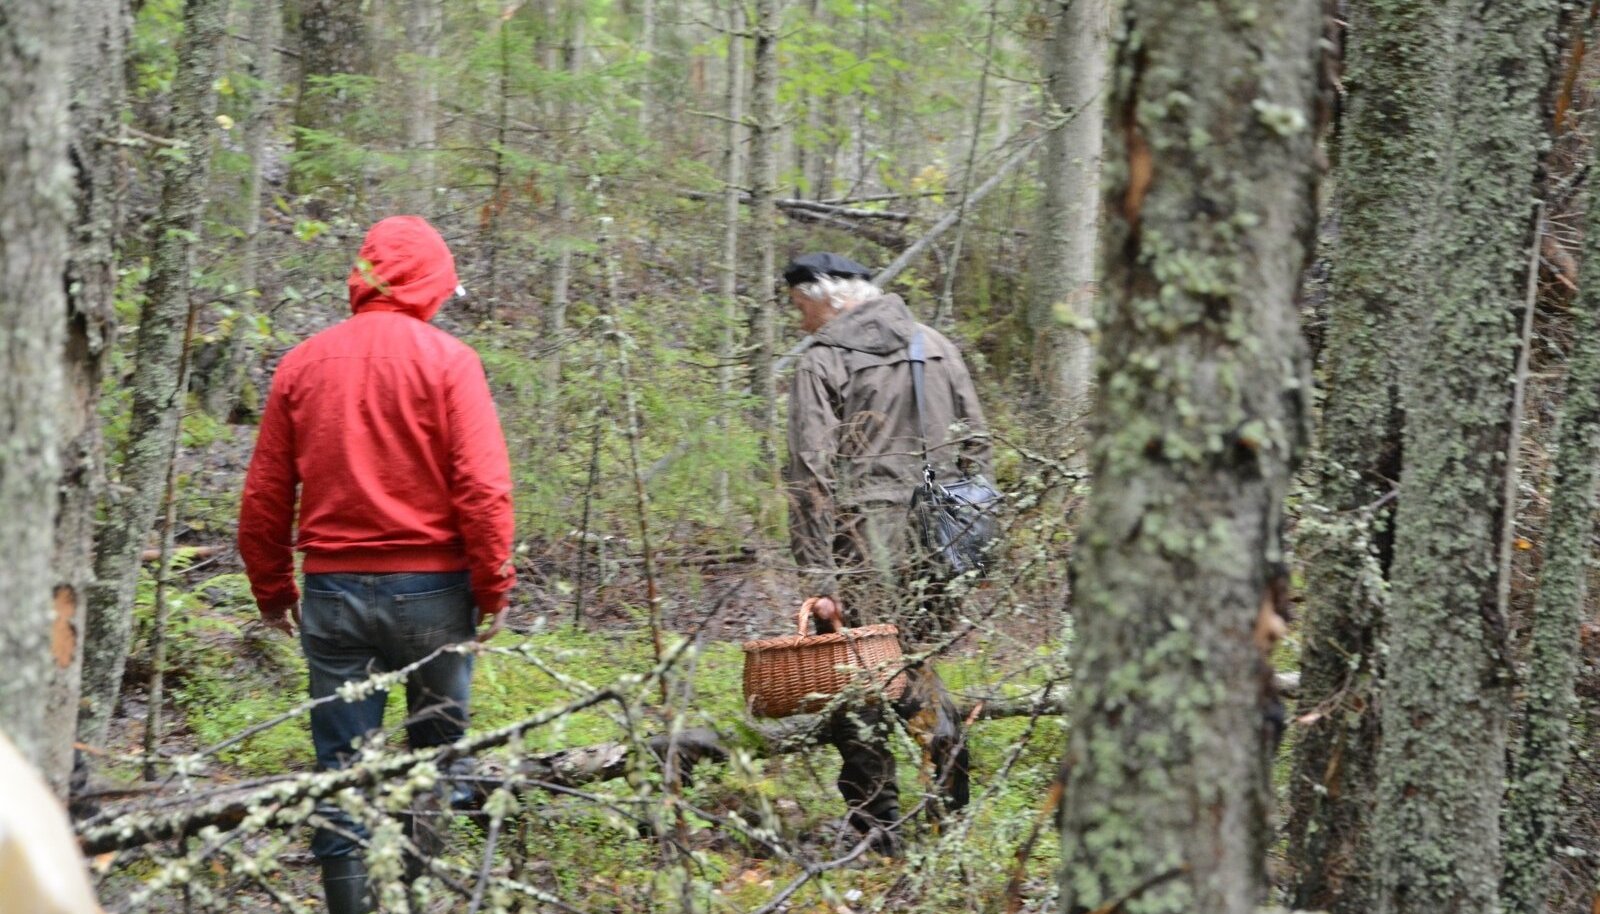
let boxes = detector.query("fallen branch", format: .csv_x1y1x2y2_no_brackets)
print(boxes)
79,672,1299,854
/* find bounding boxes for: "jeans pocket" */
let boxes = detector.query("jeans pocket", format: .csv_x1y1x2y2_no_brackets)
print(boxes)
299,587,348,645
392,582,474,645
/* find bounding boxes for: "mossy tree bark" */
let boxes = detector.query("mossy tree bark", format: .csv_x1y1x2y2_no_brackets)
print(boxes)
1370,1,1557,912
1026,0,1106,428
42,0,129,793
79,0,231,749
1282,2,1446,909
0,0,73,773
1058,2,1322,912
1499,149,1600,914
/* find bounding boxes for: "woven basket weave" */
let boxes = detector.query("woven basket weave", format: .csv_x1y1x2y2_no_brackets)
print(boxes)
742,600,906,718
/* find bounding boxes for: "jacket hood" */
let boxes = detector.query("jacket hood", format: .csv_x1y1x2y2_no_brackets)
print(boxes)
347,216,459,320
812,293,916,355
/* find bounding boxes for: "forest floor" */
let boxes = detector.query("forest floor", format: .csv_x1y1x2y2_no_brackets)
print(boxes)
85,413,1073,913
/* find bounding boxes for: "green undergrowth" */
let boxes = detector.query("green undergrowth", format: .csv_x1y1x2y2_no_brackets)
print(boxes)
147,572,1065,909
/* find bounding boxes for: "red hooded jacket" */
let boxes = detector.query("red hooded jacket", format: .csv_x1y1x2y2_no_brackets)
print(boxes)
238,216,515,618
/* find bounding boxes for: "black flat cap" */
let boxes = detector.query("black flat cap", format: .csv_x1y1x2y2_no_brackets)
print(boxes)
782,252,873,287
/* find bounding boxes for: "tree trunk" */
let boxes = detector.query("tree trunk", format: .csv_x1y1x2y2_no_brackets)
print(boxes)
0,0,73,775
1282,4,1443,910
289,0,368,195
79,0,232,750
1500,178,1600,914
933,0,999,332
543,0,581,401
636,0,655,133
200,0,277,421
402,0,441,211
1371,1,1557,911
44,0,129,794
717,0,745,509
746,0,780,464
1058,1,1322,910
1026,0,1105,426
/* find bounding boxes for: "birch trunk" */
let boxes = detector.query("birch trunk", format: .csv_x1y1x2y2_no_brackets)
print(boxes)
0,0,73,774
1027,0,1106,425
717,0,745,508
79,0,231,749
1059,1,1322,910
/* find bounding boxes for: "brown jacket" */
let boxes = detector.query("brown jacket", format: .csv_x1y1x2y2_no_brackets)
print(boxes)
785,294,992,595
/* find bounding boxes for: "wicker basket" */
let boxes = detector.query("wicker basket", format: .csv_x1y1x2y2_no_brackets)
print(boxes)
742,599,907,718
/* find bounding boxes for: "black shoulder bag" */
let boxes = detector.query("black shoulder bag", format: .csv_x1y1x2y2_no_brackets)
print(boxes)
905,330,1002,578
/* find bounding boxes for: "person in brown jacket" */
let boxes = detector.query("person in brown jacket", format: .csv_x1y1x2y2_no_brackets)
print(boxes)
782,252,991,854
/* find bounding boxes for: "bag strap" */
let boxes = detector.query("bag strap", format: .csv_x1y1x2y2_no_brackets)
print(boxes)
907,329,934,484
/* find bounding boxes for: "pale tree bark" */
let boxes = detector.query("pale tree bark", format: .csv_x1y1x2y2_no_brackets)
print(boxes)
543,0,582,401
717,0,745,509
1027,0,1106,426
201,0,277,421
637,0,655,132
80,0,232,749
0,0,73,774
1370,1,1557,912
402,0,442,211
1283,4,1443,911
290,0,369,195
1500,177,1600,914
1059,0,1322,911
44,0,129,793
746,0,781,463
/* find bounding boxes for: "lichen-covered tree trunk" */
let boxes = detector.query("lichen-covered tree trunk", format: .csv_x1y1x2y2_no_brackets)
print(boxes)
746,0,780,464
0,0,72,771
1283,3,1448,909
1498,147,1600,914
79,0,231,749
1026,0,1106,425
289,0,368,195
42,0,128,793
1371,1,1557,911
1058,2,1322,911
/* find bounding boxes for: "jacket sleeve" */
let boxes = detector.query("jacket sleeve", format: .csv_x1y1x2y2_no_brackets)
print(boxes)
947,347,993,478
238,372,301,616
785,362,842,596
445,349,516,616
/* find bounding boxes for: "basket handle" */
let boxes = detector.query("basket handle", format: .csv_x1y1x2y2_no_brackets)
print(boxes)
797,597,846,635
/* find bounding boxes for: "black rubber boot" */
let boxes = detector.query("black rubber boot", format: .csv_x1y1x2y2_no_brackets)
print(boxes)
320,856,371,914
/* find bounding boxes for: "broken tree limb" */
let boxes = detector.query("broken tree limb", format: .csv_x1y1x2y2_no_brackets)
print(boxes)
773,133,1047,375
679,189,912,222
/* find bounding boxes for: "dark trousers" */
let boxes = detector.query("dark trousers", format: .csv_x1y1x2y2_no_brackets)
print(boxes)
826,666,970,844
300,571,476,860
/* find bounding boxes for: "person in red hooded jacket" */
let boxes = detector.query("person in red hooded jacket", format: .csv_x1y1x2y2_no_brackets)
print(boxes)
238,216,514,914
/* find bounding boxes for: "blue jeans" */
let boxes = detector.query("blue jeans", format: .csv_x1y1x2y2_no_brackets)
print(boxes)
300,571,476,859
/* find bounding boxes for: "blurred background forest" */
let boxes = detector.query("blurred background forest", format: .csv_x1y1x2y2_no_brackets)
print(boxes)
10,0,1600,912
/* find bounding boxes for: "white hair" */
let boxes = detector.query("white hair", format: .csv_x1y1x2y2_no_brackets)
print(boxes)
792,275,883,311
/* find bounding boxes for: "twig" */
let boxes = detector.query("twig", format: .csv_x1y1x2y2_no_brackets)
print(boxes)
466,809,504,914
